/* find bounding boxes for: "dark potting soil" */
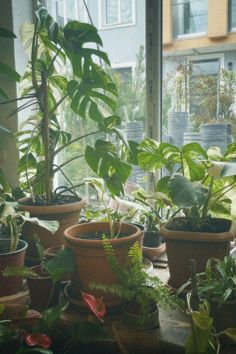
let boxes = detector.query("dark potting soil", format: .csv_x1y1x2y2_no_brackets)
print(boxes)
77,231,132,240
166,218,231,233
19,195,81,206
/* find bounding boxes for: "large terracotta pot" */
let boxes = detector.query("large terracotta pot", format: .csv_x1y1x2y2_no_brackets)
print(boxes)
19,197,86,262
64,222,143,305
160,217,234,289
0,239,28,297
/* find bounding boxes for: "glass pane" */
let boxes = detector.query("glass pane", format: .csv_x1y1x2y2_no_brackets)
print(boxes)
56,0,64,26
163,1,236,154
46,0,146,190
173,0,208,38
229,0,236,30
121,0,132,24
67,0,75,21
106,0,119,25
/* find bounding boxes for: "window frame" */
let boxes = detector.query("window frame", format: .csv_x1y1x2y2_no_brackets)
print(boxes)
44,0,88,25
98,0,136,30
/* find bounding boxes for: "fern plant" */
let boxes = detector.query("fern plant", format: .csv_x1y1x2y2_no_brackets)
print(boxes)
90,241,182,321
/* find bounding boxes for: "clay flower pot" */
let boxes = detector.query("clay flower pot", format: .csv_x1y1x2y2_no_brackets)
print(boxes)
19,197,86,262
0,239,28,297
64,222,143,306
161,217,234,289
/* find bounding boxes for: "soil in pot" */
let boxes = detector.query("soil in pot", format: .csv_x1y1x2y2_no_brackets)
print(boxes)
0,239,28,297
27,265,60,310
166,217,231,233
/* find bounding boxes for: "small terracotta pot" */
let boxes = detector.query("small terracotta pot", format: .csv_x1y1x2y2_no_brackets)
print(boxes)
0,239,28,297
19,197,86,262
27,265,59,310
64,222,143,305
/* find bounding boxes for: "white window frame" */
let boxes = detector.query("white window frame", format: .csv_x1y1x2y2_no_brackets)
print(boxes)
98,0,136,30
111,61,135,75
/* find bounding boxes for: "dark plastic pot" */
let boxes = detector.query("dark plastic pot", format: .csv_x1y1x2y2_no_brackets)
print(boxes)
0,239,28,297
27,265,59,310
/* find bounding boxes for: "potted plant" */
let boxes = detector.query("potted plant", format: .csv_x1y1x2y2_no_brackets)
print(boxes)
180,255,236,332
137,139,236,288
3,236,74,310
1,5,132,255
89,241,182,329
185,293,236,354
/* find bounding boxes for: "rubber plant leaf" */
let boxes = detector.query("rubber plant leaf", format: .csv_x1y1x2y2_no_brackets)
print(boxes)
44,248,74,283
20,217,59,234
0,27,16,38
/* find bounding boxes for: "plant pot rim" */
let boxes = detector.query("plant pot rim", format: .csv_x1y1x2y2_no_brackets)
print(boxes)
64,221,142,247
160,217,234,242
0,238,28,256
28,265,51,280
18,197,87,215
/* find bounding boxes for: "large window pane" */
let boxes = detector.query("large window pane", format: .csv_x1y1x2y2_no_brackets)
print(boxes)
229,0,236,31
172,0,208,38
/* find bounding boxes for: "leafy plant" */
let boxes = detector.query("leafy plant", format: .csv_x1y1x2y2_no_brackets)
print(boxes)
90,241,182,321
0,27,20,100
1,5,131,205
137,139,236,231
185,292,236,354
179,256,236,306
0,203,58,252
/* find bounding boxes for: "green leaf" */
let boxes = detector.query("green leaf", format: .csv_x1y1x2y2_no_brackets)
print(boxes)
0,62,20,82
18,153,37,173
221,160,236,178
224,328,236,342
0,168,11,193
168,174,208,208
0,27,16,38
192,311,213,330
0,85,9,99
36,301,69,333
44,248,74,282
0,304,5,314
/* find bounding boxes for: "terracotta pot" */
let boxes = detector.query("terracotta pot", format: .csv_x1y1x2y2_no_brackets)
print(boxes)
64,222,143,304
161,217,234,289
0,239,28,297
143,242,166,262
19,197,86,262
27,265,59,310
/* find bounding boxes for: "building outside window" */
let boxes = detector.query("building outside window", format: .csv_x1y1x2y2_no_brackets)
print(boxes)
172,0,208,38
229,0,236,32
45,0,87,25
99,0,135,29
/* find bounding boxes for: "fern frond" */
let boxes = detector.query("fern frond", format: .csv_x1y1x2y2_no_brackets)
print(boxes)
89,282,135,301
3,266,38,278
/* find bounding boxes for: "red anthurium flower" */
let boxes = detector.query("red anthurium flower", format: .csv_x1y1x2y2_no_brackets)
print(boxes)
81,292,106,322
38,334,52,349
26,333,52,349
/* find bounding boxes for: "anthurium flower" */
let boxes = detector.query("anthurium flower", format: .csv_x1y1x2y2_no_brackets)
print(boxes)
26,333,52,349
81,292,106,322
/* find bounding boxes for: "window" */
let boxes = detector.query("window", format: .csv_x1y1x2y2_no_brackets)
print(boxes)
45,0,87,25
172,0,208,38
100,0,135,28
229,0,236,32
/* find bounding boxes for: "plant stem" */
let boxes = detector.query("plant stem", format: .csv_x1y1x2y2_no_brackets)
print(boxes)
41,71,52,204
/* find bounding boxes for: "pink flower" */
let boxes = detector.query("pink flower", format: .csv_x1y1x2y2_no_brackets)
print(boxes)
25,333,52,349
81,292,106,322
